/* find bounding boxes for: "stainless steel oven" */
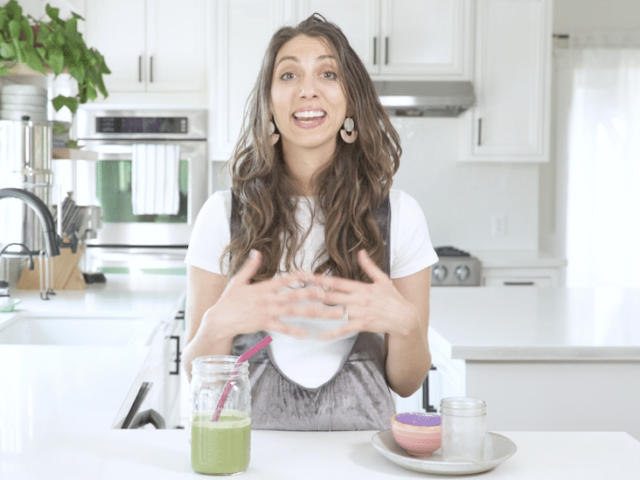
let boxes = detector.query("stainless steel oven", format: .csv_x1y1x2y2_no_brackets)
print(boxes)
75,109,208,249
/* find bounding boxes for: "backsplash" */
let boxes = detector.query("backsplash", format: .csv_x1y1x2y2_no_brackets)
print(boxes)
390,116,539,252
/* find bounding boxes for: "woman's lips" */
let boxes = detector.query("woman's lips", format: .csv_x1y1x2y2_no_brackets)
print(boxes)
292,114,327,130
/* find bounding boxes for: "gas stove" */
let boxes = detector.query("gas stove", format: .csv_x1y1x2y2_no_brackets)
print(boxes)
431,246,482,286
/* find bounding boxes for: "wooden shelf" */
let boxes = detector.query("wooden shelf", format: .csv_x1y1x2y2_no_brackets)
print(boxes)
52,149,99,161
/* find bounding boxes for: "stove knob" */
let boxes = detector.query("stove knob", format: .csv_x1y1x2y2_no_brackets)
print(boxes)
455,265,470,282
433,265,448,282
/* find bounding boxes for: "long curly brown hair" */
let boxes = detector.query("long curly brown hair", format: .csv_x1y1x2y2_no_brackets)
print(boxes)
222,13,401,283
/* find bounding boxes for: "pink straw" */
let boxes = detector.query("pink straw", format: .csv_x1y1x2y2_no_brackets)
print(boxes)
210,335,273,422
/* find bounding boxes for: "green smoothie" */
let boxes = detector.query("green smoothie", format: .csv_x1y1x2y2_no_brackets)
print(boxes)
190,410,251,475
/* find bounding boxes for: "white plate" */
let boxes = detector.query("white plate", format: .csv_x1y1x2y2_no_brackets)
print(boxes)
371,430,517,475
1,85,48,97
1,94,48,106
0,103,47,112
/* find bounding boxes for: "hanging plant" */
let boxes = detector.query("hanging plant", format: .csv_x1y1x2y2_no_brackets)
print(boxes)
0,0,110,115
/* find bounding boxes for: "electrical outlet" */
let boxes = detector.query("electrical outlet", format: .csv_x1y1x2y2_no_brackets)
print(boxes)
491,214,507,236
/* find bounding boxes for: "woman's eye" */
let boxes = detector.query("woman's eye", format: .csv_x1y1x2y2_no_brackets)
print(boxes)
280,72,295,80
323,71,338,80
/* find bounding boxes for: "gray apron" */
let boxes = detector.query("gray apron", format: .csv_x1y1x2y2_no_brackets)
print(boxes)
229,192,396,430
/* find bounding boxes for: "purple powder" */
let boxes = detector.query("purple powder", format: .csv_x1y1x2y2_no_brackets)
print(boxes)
395,412,441,427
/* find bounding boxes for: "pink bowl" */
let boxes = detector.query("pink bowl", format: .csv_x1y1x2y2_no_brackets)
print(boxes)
391,412,442,457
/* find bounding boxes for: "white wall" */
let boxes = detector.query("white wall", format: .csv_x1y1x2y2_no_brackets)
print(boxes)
392,117,539,251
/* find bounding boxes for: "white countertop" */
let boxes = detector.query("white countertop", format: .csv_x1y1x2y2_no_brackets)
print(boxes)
0,274,187,460
429,287,640,360
1,273,187,324
2,429,639,479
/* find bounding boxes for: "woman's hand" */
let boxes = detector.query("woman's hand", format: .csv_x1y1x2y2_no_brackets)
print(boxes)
201,249,343,339
311,249,420,340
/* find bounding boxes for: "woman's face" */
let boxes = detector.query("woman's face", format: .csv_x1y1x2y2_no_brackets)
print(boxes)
270,35,348,154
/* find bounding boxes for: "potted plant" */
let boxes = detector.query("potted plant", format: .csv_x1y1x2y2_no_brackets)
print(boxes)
0,0,110,116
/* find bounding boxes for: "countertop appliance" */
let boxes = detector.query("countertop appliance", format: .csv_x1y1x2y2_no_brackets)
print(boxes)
431,246,482,287
75,109,208,270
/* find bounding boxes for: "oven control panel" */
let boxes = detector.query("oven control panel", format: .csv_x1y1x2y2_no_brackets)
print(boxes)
96,117,188,134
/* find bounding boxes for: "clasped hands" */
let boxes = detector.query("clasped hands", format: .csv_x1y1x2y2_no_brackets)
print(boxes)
206,248,418,341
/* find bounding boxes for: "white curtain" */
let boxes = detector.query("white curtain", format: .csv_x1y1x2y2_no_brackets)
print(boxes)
556,33,640,287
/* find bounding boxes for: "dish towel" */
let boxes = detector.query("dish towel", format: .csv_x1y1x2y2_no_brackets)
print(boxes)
132,144,181,215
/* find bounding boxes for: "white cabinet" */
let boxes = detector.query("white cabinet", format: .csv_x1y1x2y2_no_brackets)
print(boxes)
163,306,186,428
476,251,567,287
85,0,146,93
297,0,472,79
482,267,561,287
460,0,552,162
297,0,379,72
210,0,290,160
85,0,206,94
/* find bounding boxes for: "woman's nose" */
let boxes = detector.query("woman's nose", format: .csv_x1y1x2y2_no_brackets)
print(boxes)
299,74,318,98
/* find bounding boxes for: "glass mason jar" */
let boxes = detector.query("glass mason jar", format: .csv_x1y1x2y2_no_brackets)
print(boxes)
440,397,486,463
190,356,251,475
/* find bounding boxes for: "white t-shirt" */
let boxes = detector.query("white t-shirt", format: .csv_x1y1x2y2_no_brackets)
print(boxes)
185,189,438,388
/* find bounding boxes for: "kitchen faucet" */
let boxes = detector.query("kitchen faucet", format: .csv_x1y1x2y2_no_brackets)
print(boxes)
0,188,61,258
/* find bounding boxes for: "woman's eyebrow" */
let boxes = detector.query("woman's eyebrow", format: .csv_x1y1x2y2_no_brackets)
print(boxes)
275,54,336,68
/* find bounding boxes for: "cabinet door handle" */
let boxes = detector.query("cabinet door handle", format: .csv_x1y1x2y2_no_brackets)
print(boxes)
373,37,377,65
423,365,438,412
169,335,181,375
478,118,483,146
138,56,142,82
150,56,154,83
385,37,389,65
504,281,535,286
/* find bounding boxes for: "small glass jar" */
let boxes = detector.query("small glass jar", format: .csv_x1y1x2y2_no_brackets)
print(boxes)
440,397,486,463
190,355,251,475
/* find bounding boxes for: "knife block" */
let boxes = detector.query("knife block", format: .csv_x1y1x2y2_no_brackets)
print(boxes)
17,244,87,291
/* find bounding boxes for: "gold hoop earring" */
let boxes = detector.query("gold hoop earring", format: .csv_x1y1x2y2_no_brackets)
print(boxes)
340,117,357,144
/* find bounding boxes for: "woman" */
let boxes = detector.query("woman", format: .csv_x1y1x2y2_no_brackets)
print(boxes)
183,14,438,431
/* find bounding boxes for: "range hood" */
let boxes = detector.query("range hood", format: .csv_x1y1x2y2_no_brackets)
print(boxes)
373,81,475,117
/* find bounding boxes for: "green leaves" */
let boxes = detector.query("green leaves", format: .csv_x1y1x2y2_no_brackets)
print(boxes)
0,10,9,31
52,95,78,113
0,2,110,115
5,1,22,20
8,19,20,39
45,4,59,21
0,42,15,58
46,47,64,75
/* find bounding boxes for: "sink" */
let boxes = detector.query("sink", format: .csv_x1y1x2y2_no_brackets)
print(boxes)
0,313,160,346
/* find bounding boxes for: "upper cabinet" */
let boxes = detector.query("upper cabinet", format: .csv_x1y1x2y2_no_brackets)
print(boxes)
297,0,473,79
210,0,290,160
85,0,206,94
459,0,552,162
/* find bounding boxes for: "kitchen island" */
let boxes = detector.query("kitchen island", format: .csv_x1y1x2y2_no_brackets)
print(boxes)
428,287,640,440
2,279,640,477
